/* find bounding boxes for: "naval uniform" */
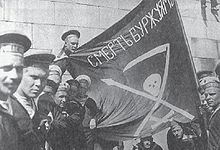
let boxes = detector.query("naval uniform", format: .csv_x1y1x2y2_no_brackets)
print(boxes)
0,96,19,150
11,93,45,150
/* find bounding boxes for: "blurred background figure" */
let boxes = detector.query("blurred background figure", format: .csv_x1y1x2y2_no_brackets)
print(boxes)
47,64,62,87
167,120,203,150
132,136,163,150
66,79,80,103
54,82,69,109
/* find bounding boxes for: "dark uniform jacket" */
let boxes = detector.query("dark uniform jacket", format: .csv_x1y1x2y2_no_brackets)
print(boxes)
11,96,44,150
208,108,220,150
0,96,19,150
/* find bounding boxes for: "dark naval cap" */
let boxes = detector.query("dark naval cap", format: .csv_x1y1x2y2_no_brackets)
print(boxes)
24,49,55,67
61,30,80,41
0,31,31,54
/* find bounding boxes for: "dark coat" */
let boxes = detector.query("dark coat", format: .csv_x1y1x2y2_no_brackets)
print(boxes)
41,98,81,150
208,108,220,150
0,96,19,150
47,105,78,150
38,92,56,122
68,97,98,127
67,97,98,150
11,97,45,150
167,122,203,150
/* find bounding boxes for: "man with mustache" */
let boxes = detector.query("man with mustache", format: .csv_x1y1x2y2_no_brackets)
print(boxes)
0,31,31,150
12,50,55,150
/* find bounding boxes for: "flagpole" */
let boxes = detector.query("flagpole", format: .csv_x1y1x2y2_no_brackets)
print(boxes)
175,0,201,111
175,0,208,149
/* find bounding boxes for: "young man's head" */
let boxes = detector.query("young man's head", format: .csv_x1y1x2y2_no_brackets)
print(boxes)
54,82,69,107
0,31,31,100
203,80,220,110
61,30,80,54
196,71,219,113
16,51,55,98
75,75,91,98
171,121,183,140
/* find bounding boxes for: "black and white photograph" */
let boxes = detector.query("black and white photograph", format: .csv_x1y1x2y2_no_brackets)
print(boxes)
0,0,219,149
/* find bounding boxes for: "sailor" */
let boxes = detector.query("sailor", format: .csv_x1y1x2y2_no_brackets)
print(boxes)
202,79,220,150
12,49,55,150
0,31,31,150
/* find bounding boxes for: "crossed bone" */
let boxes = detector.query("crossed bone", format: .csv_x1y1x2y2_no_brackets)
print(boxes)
101,44,194,136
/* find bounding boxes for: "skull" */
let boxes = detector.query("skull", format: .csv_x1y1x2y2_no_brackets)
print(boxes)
143,73,162,97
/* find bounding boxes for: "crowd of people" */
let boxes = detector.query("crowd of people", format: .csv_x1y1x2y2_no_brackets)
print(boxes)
1,28,220,150
165,67,220,150
0,29,100,150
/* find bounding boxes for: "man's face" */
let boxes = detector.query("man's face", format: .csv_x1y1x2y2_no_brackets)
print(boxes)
171,124,183,139
204,86,220,108
55,90,67,107
19,66,48,98
65,34,79,53
143,140,151,149
0,54,23,98
78,79,89,97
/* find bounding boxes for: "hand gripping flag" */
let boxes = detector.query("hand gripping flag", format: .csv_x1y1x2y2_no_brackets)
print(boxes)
56,0,201,141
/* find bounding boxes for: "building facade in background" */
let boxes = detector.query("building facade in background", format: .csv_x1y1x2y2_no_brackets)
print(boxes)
0,0,219,149
1,0,219,77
